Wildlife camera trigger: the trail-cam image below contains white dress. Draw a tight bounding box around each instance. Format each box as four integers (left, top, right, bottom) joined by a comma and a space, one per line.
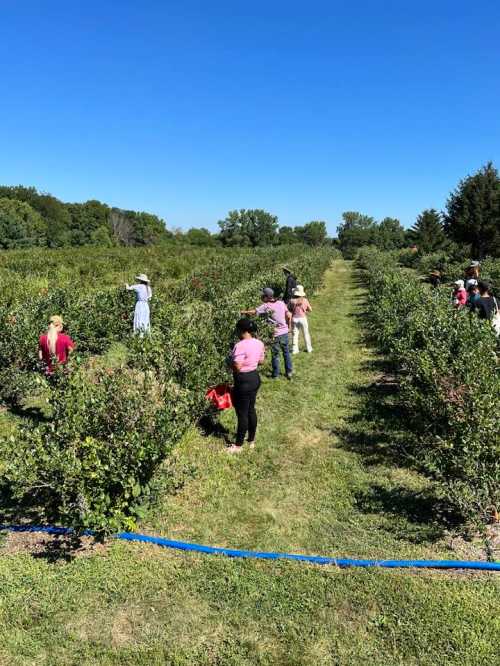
128, 284, 151, 334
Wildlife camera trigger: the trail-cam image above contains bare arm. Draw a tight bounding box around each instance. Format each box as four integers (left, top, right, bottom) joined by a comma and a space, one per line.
241, 308, 257, 316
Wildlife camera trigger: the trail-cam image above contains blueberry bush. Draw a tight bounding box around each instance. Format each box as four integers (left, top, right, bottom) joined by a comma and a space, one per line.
0, 245, 337, 532
356, 247, 499, 524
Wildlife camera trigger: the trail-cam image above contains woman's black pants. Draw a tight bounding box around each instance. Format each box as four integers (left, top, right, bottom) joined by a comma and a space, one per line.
233, 370, 261, 445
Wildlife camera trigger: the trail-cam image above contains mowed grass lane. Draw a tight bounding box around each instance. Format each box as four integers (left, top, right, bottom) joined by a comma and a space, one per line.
0, 260, 498, 666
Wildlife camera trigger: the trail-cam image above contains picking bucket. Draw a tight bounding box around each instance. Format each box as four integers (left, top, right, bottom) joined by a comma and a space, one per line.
205, 384, 233, 410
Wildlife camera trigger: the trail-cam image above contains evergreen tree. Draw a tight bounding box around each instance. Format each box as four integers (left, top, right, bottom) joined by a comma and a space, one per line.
444, 162, 500, 258
409, 209, 447, 253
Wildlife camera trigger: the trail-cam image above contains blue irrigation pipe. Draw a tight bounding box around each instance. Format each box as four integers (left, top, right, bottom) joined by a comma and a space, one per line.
1, 525, 499, 571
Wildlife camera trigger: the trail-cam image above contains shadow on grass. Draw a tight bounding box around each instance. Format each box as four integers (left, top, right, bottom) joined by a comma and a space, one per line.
0, 486, 88, 562
198, 413, 231, 443
331, 366, 415, 469
330, 271, 462, 539
353, 484, 460, 543
30, 534, 88, 563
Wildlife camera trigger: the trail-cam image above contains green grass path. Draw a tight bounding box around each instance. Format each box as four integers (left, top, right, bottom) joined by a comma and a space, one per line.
0, 260, 498, 665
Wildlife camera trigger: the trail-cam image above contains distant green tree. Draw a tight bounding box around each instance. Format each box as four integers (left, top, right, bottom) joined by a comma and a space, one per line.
0, 197, 47, 248
296, 221, 328, 246
277, 226, 299, 244
444, 162, 500, 258
185, 227, 217, 246
374, 217, 406, 250
0, 186, 71, 246
109, 208, 170, 246
218, 209, 278, 247
67, 200, 111, 245
90, 225, 114, 247
408, 209, 447, 253
337, 211, 376, 258
132, 212, 170, 245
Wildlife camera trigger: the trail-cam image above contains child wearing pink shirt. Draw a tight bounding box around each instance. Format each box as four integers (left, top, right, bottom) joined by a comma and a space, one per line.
453, 280, 467, 308
227, 318, 265, 454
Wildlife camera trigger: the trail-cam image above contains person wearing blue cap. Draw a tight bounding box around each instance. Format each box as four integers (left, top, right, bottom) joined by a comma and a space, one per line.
242, 287, 293, 380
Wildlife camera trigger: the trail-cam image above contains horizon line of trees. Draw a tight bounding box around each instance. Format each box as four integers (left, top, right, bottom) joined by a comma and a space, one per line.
338, 162, 500, 259
0, 186, 170, 249
1, 162, 498, 255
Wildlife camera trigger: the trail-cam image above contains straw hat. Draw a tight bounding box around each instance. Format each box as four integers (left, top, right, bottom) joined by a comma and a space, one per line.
135, 274, 150, 283
293, 285, 306, 297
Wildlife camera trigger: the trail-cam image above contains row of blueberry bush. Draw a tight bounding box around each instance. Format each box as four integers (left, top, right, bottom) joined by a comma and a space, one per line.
356, 246, 499, 525
0, 246, 337, 533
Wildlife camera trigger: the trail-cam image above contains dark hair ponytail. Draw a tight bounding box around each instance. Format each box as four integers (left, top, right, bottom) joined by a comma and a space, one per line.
236, 318, 257, 335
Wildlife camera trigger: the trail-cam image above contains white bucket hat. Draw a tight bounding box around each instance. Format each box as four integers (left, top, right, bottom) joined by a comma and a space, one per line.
293, 285, 306, 297
454, 279, 464, 288
135, 273, 150, 283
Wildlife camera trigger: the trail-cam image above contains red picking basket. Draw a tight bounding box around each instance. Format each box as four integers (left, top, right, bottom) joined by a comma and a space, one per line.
205, 383, 233, 410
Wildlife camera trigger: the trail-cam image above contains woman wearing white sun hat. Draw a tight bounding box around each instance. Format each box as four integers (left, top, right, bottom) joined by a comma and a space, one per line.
125, 273, 152, 334
289, 285, 313, 353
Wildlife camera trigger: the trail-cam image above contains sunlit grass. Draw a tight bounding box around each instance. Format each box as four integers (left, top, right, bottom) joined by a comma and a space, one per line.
0, 260, 498, 666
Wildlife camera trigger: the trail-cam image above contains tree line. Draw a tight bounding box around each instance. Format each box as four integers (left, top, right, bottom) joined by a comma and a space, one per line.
0, 185, 331, 250
0, 186, 170, 249
338, 163, 500, 259
1, 162, 498, 253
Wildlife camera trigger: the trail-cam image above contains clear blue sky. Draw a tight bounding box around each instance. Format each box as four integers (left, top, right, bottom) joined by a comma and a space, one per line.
1, 1, 499, 234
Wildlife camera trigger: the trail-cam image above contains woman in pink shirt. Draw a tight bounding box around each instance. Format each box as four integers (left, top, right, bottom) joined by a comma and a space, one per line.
289, 285, 313, 353
227, 318, 265, 454
38, 315, 75, 374
241, 287, 293, 380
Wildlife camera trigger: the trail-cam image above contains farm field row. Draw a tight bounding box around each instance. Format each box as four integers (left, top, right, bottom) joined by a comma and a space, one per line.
0, 260, 497, 666
0, 245, 335, 532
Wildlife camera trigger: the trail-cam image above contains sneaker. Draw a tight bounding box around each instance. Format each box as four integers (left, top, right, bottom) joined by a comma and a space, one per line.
286, 373, 293, 381
248, 441, 255, 449
226, 444, 243, 454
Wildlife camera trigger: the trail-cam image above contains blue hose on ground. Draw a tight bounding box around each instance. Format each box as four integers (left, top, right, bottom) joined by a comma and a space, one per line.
1, 525, 499, 571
